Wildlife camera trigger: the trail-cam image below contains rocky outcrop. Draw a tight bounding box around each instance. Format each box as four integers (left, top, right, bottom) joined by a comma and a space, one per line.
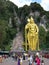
40, 15, 49, 31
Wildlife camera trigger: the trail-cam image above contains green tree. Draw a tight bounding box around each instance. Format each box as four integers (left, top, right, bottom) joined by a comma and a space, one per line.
46, 31, 49, 48
0, 19, 8, 50
39, 26, 46, 49
30, 2, 43, 12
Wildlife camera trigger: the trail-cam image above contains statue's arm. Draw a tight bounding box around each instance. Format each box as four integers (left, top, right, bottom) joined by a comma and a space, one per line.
25, 24, 29, 30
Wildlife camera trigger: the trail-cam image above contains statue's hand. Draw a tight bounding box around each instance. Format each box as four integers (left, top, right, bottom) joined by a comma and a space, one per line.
36, 32, 38, 35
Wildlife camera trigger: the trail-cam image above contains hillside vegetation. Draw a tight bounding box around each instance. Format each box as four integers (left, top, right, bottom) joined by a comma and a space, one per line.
0, 0, 49, 50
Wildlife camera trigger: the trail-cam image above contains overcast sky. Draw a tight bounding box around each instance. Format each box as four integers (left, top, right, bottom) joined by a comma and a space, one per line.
10, 0, 49, 11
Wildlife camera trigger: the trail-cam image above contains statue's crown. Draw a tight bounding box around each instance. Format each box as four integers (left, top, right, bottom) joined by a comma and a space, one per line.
30, 16, 34, 23
30, 16, 34, 21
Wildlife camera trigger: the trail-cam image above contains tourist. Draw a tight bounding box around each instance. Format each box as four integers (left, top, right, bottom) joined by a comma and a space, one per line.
41, 60, 45, 65
28, 55, 33, 65
23, 54, 25, 60
18, 56, 20, 65
34, 60, 37, 65
0, 55, 2, 63
35, 55, 40, 65
20, 56, 23, 65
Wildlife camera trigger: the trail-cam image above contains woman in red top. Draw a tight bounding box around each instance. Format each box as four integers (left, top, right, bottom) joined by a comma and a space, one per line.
35, 56, 40, 65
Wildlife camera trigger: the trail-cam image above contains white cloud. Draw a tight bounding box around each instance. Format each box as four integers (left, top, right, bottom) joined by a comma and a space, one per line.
40, 0, 49, 11
10, 0, 49, 11
10, 0, 32, 7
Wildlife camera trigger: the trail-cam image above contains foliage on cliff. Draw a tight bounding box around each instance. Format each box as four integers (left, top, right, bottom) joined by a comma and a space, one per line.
0, 0, 49, 50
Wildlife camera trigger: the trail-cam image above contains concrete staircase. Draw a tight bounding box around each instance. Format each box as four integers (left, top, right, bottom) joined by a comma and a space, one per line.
11, 32, 23, 51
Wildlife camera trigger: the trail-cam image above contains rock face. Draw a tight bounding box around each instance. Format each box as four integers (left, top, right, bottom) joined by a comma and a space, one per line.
40, 15, 49, 31
10, 7, 24, 51
11, 32, 23, 51
11, 10, 49, 51
29, 11, 49, 31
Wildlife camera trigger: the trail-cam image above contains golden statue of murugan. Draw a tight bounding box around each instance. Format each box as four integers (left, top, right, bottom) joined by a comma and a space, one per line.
25, 17, 39, 51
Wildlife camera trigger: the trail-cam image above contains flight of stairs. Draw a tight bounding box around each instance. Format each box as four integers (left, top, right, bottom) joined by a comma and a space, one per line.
11, 32, 23, 51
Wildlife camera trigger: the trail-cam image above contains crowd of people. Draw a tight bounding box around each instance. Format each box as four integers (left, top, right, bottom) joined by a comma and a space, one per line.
0, 52, 45, 65
17, 52, 45, 65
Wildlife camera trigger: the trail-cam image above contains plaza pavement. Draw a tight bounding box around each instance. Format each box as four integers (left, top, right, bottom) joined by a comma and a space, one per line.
0, 57, 49, 65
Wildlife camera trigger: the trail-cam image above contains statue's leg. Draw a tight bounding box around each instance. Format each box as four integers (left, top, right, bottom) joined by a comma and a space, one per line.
35, 34, 39, 50
33, 37, 36, 50
30, 36, 33, 50
35, 35, 37, 50
29, 36, 35, 50
30, 36, 36, 50
33, 35, 38, 50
